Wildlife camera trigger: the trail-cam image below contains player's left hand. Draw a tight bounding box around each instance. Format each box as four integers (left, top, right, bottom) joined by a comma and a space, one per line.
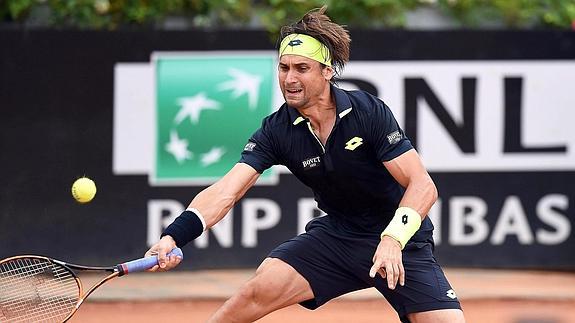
369, 236, 404, 290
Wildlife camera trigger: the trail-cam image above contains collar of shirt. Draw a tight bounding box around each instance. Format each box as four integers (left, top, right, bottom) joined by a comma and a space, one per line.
287, 84, 353, 127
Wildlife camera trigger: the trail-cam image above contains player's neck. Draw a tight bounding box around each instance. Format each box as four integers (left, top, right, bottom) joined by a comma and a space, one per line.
301, 107, 335, 132
297, 92, 336, 145
297, 88, 336, 130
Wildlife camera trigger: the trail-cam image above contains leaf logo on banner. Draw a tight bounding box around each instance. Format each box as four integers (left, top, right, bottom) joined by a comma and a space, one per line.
154, 55, 275, 184
174, 92, 220, 125
217, 68, 262, 110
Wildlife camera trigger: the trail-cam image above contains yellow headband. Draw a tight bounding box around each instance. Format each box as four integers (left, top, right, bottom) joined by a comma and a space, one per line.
279, 34, 332, 67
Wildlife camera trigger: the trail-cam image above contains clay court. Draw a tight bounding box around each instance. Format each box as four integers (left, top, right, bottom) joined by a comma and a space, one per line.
69, 268, 575, 323
71, 299, 575, 323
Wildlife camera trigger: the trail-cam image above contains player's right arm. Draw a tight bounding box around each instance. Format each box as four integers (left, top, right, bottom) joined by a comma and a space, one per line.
187, 162, 260, 228
146, 163, 260, 271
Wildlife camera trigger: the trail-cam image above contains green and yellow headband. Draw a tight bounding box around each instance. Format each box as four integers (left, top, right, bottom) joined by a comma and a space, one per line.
279, 34, 332, 67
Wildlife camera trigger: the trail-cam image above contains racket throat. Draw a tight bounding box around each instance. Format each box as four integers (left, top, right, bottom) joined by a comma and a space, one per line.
116, 264, 128, 276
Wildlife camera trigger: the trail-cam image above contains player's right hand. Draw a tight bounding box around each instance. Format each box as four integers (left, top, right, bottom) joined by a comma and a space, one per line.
145, 235, 182, 272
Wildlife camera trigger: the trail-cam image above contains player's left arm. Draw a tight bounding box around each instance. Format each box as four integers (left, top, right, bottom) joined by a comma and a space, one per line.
370, 148, 437, 289
383, 148, 438, 217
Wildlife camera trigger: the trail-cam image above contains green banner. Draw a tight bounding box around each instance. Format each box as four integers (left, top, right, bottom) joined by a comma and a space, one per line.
154, 54, 276, 184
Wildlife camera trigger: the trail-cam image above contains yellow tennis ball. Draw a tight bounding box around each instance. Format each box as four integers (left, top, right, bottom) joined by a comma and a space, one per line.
71, 177, 97, 203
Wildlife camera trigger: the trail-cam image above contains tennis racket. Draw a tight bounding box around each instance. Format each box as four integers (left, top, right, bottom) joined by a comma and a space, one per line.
0, 248, 183, 322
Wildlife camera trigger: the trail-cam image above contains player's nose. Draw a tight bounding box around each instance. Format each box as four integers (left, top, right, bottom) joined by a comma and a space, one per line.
284, 69, 298, 84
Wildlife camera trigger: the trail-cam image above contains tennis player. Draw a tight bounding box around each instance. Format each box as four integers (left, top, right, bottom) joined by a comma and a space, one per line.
147, 6, 465, 323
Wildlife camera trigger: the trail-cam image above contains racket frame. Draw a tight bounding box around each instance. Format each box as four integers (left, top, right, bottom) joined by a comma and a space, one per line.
0, 248, 182, 322
1, 255, 121, 322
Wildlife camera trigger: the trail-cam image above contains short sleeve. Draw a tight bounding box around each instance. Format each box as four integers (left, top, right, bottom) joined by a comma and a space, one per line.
370, 101, 413, 162
238, 121, 279, 173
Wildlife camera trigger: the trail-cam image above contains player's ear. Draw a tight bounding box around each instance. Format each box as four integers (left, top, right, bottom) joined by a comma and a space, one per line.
322, 65, 334, 81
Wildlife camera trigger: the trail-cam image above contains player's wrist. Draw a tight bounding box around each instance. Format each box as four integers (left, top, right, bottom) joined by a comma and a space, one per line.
380, 235, 402, 248
160, 234, 177, 246
161, 208, 206, 247
381, 206, 422, 250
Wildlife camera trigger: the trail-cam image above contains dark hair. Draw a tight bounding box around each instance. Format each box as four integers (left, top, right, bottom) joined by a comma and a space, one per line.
279, 6, 351, 80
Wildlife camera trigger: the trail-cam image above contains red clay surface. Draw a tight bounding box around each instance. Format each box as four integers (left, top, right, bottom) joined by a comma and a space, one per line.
71, 299, 575, 323
66, 268, 575, 322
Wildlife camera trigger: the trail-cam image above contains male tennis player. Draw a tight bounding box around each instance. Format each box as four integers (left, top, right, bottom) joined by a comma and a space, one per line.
147, 6, 465, 323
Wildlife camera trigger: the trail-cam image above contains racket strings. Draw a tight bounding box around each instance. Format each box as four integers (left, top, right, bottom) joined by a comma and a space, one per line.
0, 258, 80, 323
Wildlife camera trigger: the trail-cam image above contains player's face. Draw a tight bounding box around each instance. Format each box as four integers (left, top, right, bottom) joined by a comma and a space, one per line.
278, 55, 333, 109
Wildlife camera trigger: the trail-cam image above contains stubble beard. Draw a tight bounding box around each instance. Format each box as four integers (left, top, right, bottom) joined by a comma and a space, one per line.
284, 92, 309, 109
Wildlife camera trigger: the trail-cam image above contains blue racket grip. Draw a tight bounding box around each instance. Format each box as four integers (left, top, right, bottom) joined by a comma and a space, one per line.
118, 247, 183, 275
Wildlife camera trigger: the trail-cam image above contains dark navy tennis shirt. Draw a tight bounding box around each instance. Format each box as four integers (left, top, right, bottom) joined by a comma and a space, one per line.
240, 85, 430, 234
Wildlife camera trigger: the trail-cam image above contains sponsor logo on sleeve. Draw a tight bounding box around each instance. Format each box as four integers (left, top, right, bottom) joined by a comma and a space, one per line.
244, 142, 256, 152
387, 131, 402, 145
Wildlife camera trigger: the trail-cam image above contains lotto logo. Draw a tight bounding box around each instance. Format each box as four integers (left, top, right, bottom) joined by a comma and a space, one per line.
345, 137, 363, 151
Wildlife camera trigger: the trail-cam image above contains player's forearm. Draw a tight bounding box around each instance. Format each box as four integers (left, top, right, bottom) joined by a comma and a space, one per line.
189, 163, 259, 228
383, 149, 438, 218
381, 174, 437, 249
161, 184, 240, 248
188, 180, 238, 228
161, 164, 259, 247
398, 173, 438, 219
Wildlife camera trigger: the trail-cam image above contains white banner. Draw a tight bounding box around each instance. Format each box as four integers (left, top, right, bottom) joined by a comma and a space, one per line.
114, 59, 575, 174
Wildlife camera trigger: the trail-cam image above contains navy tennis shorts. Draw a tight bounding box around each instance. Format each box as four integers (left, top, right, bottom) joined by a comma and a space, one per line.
268, 215, 461, 322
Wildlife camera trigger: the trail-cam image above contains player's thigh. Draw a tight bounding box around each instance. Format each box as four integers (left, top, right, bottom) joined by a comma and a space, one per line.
246, 257, 314, 306
373, 241, 461, 320
407, 308, 465, 323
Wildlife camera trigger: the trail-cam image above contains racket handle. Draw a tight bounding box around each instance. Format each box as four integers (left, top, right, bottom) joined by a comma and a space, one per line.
117, 247, 183, 276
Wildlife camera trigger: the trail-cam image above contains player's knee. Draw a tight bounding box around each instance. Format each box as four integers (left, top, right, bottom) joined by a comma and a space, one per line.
238, 257, 311, 310
233, 277, 271, 308
234, 283, 255, 306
